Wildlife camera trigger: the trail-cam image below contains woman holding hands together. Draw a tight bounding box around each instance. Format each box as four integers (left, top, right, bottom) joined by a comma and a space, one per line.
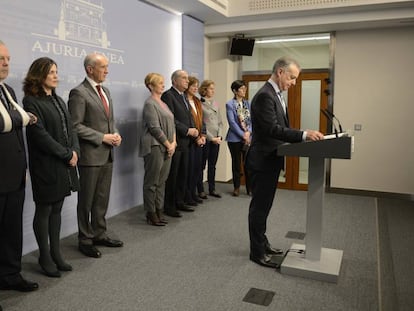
140, 73, 176, 226
23, 57, 79, 277
225, 80, 252, 196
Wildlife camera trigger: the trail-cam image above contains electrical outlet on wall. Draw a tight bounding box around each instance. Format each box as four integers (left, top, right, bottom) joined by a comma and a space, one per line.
354, 124, 362, 131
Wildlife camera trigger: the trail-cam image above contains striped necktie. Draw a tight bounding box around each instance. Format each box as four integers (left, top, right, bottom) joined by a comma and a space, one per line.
278, 91, 287, 114
0, 84, 10, 110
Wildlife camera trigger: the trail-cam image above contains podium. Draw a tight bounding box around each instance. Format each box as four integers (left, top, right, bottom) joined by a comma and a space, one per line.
277, 134, 353, 283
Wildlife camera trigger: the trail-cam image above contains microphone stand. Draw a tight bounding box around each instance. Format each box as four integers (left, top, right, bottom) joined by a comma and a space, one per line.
321, 109, 338, 137
324, 109, 343, 133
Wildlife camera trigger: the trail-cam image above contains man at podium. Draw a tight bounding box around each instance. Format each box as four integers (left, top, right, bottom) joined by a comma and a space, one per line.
246, 56, 324, 268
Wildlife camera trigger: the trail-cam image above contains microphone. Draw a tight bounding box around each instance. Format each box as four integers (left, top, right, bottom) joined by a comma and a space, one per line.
323, 108, 343, 133
320, 109, 338, 137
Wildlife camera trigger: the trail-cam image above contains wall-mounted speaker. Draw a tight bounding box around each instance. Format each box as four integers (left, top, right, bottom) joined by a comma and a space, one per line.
229, 37, 255, 56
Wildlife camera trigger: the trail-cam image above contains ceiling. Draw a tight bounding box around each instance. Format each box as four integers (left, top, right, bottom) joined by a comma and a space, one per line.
141, 0, 414, 38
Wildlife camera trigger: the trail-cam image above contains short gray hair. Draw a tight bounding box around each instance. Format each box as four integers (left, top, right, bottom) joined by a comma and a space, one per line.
171, 69, 184, 83
83, 53, 106, 71
272, 57, 301, 73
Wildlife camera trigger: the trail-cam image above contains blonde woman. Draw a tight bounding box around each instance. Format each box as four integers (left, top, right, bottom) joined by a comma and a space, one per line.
140, 73, 176, 226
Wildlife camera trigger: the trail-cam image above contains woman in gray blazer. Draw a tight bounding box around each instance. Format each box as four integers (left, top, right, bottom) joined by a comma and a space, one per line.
198, 80, 223, 198
140, 73, 176, 226
23, 57, 79, 277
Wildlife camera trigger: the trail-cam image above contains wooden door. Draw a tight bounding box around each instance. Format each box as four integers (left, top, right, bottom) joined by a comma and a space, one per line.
242, 70, 330, 190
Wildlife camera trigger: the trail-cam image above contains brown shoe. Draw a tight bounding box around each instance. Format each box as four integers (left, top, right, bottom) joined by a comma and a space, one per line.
146, 212, 165, 226
232, 188, 240, 197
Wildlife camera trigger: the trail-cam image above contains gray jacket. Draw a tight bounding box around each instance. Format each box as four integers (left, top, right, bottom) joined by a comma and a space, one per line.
201, 98, 223, 141
140, 96, 175, 157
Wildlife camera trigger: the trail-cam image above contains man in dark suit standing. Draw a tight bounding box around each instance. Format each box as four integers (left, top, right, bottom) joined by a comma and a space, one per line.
68, 53, 123, 258
246, 57, 324, 268
161, 70, 199, 217
0, 40, 38, 292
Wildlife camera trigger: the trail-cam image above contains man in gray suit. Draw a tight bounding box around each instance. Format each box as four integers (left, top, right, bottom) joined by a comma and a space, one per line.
68, 53, 123, 258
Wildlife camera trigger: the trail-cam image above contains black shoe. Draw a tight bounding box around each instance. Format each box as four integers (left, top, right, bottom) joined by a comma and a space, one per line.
93, 238, 123, 248
265, 245, 284, 255
177, 205, 195, 212
38, 258, 61, 278
0, 276, 39, 292
56, 262, 73, 271
164, 210, 182, 217
78, 244, 102, 258
193, 197, 203, 204
51, 255, 73, 271
185, 201, 198, 207
249, 254, 278, 268
209, 191, 222, 198
198, 192, 208, 199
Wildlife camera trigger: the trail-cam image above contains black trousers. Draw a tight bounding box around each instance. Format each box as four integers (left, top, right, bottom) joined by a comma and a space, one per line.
199, 141, 220, 193
164, 148, 189, 211
186, 143, 203, 203
247, 154, 283, 257
0, 186, 25, 281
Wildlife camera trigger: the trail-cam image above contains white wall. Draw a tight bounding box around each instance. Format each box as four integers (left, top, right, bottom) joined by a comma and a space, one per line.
331, 27, 414, 194
204, 37, 240, 182
243, 44, 330, 71
205, 27, 414, 195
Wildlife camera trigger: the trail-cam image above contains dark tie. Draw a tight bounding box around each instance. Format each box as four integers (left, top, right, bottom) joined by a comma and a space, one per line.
182, 93, 189, 110
96, 85, 109, 117
0, 84, 10, 110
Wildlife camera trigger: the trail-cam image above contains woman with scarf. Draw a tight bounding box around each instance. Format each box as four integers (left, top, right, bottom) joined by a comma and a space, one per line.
225, 80, 252, 196
184, 76, 206, 206
23, 57, 79, 277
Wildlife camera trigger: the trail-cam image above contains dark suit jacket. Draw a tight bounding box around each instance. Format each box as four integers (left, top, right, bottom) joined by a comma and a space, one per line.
68, 78, 116, 166
23, 94, 80, 204
161, 87, 195, 151
0, 84, 27, 193
247, 81, 303, 171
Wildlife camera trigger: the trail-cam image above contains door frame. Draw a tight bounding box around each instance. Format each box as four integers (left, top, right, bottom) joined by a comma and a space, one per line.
242, 69, 330, 190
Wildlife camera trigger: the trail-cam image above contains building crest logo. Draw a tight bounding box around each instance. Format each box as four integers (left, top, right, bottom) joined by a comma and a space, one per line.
31, 0, 124, 64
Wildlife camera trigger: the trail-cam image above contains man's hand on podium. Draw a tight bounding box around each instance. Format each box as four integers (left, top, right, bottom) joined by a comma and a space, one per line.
305, 130, 324, 141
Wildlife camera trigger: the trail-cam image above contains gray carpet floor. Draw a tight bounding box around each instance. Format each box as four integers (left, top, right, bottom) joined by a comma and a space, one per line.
377, 197, 414, 311
0, 183, 379, 311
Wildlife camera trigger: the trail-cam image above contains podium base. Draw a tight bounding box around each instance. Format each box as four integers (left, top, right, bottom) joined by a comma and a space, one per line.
280, 243, 343, 283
